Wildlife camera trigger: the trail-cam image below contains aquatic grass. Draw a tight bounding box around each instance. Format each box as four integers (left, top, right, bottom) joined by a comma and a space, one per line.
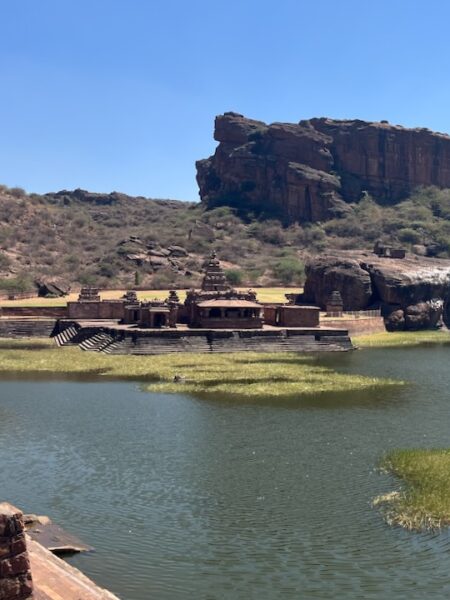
375, 449, 450, 530
354, 330, 450, 348
0, 338, 402, 399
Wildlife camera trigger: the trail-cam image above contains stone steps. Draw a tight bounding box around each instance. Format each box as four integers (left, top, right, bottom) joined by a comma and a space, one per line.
0, 319, 57, 338
79, 332, 116, 352
53, 326, 79, 346
100, 333, 353, 355
106, 336, 212, 355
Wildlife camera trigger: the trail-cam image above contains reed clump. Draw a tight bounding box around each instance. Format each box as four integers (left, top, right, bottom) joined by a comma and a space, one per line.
0, 339, 402, 399
375, 449, 450, 530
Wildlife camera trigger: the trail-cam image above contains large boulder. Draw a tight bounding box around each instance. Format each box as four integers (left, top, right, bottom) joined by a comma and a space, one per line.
34, 278, 70, 297
404, 300, 444, 330
303, 256, 372, 310
384, 300, 444, 331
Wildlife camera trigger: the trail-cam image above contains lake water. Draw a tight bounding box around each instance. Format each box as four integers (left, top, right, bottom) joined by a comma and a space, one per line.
1, 346, 450, 599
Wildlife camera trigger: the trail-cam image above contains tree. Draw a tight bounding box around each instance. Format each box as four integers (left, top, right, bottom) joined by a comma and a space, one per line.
225, 269, 243, 286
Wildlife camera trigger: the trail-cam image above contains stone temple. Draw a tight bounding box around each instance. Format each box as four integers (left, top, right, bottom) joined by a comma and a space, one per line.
0, 251, 353, 354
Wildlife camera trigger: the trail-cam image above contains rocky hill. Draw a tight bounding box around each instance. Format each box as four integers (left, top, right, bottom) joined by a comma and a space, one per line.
196, 112, 450, 223
0, 186, 308, 292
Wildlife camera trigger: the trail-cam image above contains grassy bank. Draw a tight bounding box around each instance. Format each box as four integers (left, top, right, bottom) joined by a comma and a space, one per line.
354, 330, 450, 348
0, 338, 401, 399
375, 449, 450, 530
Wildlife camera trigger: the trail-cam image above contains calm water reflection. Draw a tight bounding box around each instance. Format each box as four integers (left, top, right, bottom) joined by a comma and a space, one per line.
1, 346, 450, 599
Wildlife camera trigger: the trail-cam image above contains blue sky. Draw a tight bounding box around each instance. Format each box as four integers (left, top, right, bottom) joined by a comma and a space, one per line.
1, 0, 449, 201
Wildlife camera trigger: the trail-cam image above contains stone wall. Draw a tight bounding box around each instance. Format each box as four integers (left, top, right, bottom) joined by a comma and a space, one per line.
279, 306, 320, 327
67, 300, 125, 320
264, 305, 320, 327
1, 306, 67, 318
322, 316, 386, 336
0, 503, 33, 599
0, 318, 58, 338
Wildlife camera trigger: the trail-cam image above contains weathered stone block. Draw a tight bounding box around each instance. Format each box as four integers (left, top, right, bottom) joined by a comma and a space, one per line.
0, 552, 30, 577
9, 534, 27, 557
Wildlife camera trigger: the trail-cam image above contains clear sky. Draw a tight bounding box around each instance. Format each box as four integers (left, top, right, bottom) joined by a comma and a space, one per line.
1, 0, 449, 201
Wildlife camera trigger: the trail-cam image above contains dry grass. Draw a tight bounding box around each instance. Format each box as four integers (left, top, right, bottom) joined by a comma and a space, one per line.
0, 338, 401, 399
375, 449, 450, 530
0, 287, 296, 307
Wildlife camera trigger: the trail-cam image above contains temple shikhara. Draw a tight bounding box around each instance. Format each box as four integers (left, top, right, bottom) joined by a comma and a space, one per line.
0, 251, 354, 353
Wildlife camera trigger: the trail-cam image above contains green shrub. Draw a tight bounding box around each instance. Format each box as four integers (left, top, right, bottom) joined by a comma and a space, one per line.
398, 228, 422, 244
273, 258, 305, 285
0, 276, 33, 292
225, 268, 243, 285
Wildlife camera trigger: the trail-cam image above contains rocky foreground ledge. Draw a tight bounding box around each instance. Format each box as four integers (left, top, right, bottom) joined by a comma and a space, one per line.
302, 252, 450, 331
0, 502, 119, 600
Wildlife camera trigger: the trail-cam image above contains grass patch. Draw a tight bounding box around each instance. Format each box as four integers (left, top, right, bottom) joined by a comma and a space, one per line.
354, 330, 450, 348
375, 449, 450, 531
0, 338, 401, 399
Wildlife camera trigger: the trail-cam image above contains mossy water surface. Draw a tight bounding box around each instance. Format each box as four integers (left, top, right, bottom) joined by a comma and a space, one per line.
0, 338, 401, 399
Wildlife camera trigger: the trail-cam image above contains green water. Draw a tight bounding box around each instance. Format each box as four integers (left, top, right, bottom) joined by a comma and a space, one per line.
1, 346, 450, 599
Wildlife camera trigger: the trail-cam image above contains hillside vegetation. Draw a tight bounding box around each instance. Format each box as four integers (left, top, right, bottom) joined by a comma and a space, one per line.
0, 185, 449, 292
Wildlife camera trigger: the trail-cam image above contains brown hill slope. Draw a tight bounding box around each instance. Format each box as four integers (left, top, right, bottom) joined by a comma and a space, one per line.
1, 183, 450, 292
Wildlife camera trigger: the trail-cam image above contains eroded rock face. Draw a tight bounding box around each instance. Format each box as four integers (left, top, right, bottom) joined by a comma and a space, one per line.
303, 256, 372, 310
197, 113, 450, 222
303, 251, 450, 330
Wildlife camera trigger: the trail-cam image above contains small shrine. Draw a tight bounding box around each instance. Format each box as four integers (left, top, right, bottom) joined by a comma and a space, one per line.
326, 290, 344, 317
77, 287, 101, 302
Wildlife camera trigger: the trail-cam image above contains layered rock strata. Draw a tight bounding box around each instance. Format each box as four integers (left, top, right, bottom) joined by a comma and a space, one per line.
302, 252, 450, 330
196, 112, 450, 222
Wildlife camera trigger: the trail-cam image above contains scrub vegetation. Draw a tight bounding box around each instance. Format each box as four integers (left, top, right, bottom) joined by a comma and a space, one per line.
375, 449, 450, 530
0, 339, 402, 399
1, 184, 450, 290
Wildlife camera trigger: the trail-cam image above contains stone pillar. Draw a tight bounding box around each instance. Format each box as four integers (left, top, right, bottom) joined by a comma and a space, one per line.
0, 503, 33, 599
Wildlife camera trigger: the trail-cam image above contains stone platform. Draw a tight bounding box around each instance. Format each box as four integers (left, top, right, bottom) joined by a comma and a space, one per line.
29, 537, 118, 600
54, 320, 353, 354
0, 502, 119, 600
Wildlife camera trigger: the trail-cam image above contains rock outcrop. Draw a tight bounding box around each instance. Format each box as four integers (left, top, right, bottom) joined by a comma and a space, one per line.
303, 251, 450, 330
303, 256, 372, 311
197, 112, 450, 223
34, 278, 70, 297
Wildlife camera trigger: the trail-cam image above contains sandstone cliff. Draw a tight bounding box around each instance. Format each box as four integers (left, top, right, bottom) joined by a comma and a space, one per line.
196, 113, 450, 223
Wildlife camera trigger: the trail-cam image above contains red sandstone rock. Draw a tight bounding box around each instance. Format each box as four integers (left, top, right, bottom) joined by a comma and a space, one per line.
0, 573, 33, 600
0, 552, 30, 577
304, 251, 450, 330
197, 113, 450, 222
0, 503, 33, 600
303, 256, 373, 310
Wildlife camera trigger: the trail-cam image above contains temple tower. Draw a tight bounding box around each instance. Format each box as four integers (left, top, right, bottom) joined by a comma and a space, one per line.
201, 252, 229, 292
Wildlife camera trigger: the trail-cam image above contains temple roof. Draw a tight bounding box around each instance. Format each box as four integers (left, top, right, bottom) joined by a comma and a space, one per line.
201, 251, 230, 292
197, 299, 262, 308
